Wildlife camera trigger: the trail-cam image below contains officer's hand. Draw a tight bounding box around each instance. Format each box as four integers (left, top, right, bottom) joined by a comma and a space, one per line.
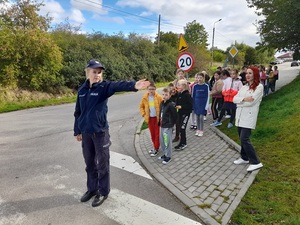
75, 134, 82, 142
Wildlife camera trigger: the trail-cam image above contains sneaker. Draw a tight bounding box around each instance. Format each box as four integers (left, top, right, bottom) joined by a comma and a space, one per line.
195, 130, 200, 136
148, 149, 155, 154
190, 125, 195, 129
193, 125, 197, 130
162, 157, 171, 164
197, 130, 203, 137
225, 115, 231, 119
174, 144, 182, 150
212, 121, 222, 127
210, 120, 216, 126
234, 158, 249, 165
158, 155, 166, 160
180, 144, 187, 150
150, 150, 159, 157
247, 163, 263, 172
204, 116, 207, 121
227, 123, 233, 128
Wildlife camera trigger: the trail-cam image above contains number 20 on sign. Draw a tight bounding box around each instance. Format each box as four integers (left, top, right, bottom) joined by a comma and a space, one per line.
176, 52, 195, 72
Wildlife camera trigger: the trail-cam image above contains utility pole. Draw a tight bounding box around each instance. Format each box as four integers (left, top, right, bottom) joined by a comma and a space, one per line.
211, 18, 222, 66
157, 14, 161, 46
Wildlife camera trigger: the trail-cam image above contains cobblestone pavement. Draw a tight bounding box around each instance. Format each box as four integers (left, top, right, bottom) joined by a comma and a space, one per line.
135, 116, 259, 225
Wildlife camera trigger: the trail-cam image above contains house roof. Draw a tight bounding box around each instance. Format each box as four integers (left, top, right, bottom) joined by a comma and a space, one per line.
277, 52, 293, 58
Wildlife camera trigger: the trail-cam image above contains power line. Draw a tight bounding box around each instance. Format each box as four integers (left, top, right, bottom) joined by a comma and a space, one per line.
73, 0, 184, 29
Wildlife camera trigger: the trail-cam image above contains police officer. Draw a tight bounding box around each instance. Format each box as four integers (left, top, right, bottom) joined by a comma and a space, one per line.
74, 59, 149, 207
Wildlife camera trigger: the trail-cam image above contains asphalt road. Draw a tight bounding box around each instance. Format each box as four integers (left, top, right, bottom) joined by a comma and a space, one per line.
0, 88, 201, 225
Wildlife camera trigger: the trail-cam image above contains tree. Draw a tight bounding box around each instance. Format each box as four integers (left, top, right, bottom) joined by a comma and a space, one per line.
247, 0, 300, 51
184, 20, 208, 47
157, 31, 178, 48
213, 49, 226, 63
0, 0, 63, 91
244, 47, 259, 65
0, 0, 51, 31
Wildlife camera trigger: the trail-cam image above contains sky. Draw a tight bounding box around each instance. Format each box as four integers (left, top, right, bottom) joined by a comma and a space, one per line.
13, 0, 263, 51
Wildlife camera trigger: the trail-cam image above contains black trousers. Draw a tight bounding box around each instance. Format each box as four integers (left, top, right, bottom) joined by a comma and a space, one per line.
82, 130, 111, 196
178, 113, 190, 145
238, 127, 260, 164
211, 97, 222, 120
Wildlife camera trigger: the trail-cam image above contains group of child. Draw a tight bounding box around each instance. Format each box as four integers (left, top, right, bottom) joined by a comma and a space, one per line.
139, 67, 244, 165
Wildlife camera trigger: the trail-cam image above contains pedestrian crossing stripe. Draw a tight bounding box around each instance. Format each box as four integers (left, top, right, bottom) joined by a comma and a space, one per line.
110, 151, 152, 180
102, 189, 202, 225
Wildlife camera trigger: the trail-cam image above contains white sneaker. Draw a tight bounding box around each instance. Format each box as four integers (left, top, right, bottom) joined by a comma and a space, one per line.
234, 158, 249, 165
195, 130, 199, 136
247, 163, 263, 172
204, 116, 207, 121
225, 115, 231, 119
197, 131, 203, 137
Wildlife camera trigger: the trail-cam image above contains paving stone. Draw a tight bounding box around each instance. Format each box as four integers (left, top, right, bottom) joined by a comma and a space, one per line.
138, 119, 260, 225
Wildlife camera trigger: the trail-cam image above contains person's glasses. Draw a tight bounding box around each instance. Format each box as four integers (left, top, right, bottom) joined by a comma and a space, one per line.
148, 88, 155, 91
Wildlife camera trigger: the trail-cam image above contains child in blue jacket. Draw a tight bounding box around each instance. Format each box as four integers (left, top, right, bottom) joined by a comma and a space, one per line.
192, 73, 209, 137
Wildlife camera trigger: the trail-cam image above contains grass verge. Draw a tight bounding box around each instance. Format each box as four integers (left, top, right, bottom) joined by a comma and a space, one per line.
0, 81, 173, 114
218, 76, 300, 225
0, 95, 76, 113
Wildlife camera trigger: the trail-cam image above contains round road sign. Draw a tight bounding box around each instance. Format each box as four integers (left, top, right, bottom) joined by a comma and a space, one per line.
176, 52, 195, 72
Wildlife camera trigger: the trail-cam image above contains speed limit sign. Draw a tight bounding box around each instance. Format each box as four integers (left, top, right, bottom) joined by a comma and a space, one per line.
176, 52, 195, 72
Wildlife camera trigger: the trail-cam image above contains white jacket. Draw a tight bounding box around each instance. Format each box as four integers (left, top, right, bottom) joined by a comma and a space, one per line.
233, 84, 263, 129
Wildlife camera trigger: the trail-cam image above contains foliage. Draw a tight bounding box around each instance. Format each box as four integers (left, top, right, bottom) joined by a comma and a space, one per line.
188, 44, 211, 75
293, 48, 300, 60
213, 49, 226, 63
255, 46, 277, 65
0, 0, 51, 31
0, 0, 63, 91
157, 31, 178, 48
219, 75, 300, 225
50, 29, 93, 89
247, 0, 300, 51
51, 30, 178, 88
184, 20, 208, 47
244, 46, 259, 65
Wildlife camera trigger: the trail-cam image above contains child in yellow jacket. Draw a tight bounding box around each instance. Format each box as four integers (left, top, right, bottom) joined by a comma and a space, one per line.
139, 82, 163, 156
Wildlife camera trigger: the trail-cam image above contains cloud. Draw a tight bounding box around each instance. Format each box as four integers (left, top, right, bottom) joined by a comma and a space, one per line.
70, 8, 86, 23
139, 11, 153, 17
70, 0, 106, 14
115, 0, 262, 50
92, 14, 125, 25
40, 0, 66, 23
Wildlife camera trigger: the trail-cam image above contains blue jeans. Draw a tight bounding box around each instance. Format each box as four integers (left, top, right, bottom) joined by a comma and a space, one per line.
82, 130, 111, 196
238, 127, 260, 164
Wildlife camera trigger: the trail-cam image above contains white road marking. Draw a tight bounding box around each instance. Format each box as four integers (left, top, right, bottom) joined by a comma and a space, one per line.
102, 189, 202, 225
110, 151, 152, 180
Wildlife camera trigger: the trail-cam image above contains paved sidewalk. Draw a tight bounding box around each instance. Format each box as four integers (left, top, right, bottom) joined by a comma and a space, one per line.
135, 117, 259, 225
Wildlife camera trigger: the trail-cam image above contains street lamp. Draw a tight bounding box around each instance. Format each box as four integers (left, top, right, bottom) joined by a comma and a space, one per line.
211, 18, 222, 66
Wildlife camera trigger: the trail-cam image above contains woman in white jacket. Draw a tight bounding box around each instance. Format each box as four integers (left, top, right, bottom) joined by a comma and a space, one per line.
233, 66, 264, 172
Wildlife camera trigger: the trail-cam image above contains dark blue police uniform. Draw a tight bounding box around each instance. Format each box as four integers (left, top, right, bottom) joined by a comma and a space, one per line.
74, 79, 137, 198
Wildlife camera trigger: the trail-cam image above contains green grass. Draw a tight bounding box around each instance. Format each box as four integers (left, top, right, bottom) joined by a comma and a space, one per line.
0, 82, 171, 113
0, 95, 76, 113
218, 76, 300, 225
